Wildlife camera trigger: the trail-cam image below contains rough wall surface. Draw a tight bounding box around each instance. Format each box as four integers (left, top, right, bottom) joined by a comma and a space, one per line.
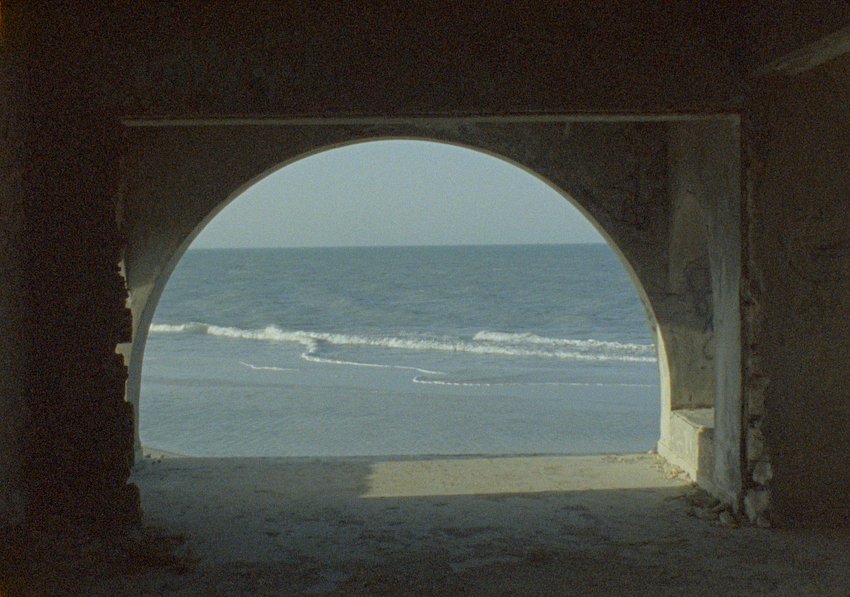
0, 3, 29, 527
0, 3, 140, 529
738, 1, 850, 73
110, 1, 739, 117
743, 55, 850, 525
667, 120, 741, 503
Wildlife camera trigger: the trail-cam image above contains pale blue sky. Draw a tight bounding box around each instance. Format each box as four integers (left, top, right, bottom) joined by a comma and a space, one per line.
191, 140, 604, 249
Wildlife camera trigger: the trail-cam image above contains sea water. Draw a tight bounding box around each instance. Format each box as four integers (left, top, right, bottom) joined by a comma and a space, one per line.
140, 244, 660, 457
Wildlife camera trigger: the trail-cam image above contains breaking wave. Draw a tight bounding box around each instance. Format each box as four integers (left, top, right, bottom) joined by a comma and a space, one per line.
149, 322, 657, 364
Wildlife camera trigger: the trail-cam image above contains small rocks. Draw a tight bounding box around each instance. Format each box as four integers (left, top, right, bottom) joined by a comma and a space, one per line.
692, 507, 720, 521
682, 487, 773, 529
663, 464, 688, 480
681, 488, 751, 528
752, 460, 773, 485
744, 488, 771, 522
747, 421, 766, 461
683, 487, 719, 509
718, 511, 737, 527
685, 504, 740, 527
754, 515, 771, 528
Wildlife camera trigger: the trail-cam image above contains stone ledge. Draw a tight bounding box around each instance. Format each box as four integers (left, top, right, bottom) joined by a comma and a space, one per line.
658, 408, 715, 491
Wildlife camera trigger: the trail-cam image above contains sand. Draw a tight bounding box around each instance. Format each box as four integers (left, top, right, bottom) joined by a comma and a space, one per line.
81, 450, 850, 596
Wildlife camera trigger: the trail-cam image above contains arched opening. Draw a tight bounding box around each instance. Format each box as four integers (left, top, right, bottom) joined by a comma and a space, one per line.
135, 139, 663, 460
117, 122, 739, 592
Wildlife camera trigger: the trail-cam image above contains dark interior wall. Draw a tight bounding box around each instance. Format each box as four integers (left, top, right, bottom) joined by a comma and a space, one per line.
0, 2, 140, 527
735, 1, 850, 72
743, 55, 850, 525
0, 2, 30, 527
107, 0, 740, 117
667, 120, 741, 502
119, 121, 676, 321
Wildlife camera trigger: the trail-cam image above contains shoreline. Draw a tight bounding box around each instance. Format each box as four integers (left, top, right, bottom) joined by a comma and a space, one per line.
140, 446, 192, 460
139, 445, 660, 462
135, 451, 679, 500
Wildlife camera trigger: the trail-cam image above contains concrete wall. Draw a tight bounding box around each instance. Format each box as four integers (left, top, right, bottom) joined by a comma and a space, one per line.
737, 1, 850, 73
743, 54, 850, 526
111, 1, 739, 118
0, 3, 30, 528
0, 2, 140, 528
663, 120, 741, 503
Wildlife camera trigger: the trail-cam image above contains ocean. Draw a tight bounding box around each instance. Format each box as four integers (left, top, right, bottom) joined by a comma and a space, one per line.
140, 244, 660, 457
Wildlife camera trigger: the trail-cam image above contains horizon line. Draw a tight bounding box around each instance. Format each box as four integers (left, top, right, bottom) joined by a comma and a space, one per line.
188, 241, 607, 251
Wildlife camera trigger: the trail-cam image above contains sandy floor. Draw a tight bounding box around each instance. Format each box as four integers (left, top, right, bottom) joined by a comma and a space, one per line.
87, 451, 850, 596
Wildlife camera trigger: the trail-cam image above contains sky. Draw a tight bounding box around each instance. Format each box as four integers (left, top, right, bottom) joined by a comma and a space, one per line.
191, 140, 605, 249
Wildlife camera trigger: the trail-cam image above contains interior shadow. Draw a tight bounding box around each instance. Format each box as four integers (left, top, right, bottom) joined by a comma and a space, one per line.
99, 453, 850, 596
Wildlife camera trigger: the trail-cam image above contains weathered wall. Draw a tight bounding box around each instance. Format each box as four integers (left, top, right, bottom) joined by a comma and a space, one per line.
0, 2, 140, 528
0, 3, 30, 527
658, 130, 714, 453
743, 54, 850, 526
666, 120, 741, 503
737, 1, 850, 73
111, 1, 739, 118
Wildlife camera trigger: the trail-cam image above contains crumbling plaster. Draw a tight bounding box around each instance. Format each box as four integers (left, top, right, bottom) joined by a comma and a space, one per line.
0, 4, 29, 527
665, 120, 741, 503
743, 54, 850, 525
0, 2, 140, 529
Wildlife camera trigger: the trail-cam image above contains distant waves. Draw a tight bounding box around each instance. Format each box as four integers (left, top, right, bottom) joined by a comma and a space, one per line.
149, 322, 657, 364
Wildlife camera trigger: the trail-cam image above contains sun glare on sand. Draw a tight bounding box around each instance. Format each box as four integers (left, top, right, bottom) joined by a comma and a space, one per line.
362, 454, 681, 498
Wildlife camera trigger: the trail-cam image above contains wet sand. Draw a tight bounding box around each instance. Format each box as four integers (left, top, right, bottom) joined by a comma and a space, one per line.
88, 450, 850, 596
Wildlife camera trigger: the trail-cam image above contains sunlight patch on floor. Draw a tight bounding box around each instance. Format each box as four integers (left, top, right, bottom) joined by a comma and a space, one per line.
362, 454, 688, 498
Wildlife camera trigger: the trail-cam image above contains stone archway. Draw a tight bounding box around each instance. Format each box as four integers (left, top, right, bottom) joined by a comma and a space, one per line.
119, 116, 741, 500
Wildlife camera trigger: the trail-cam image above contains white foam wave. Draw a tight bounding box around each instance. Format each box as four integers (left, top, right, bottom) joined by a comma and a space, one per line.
301, 353, 442, 374
149, 322, 657, 363
412, 377, 656, 388
239, 362, 297, 372
472, 331, 654, 358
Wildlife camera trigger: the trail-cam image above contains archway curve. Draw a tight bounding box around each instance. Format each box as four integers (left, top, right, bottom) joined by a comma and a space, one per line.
121, 126, 682, 463
124, 122, 725, 466
183, 136, 647, 261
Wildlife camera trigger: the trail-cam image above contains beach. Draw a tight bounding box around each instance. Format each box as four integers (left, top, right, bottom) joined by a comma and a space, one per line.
141, 245, 660, 460
81, 449, 850, 596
